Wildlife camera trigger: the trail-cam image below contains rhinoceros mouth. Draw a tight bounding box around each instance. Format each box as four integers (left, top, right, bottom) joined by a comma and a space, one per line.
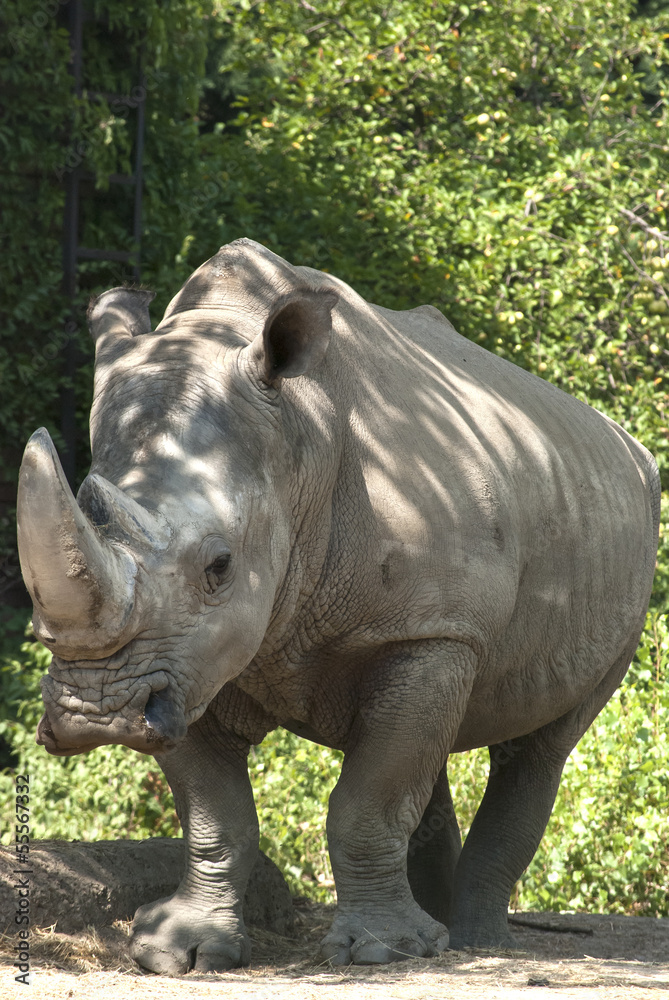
36, 712, 109, 757
37, 658, 189, 755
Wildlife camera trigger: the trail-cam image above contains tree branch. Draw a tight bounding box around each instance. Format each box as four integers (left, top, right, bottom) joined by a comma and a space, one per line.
619, 207, 668, 243
299, 0, 359, 42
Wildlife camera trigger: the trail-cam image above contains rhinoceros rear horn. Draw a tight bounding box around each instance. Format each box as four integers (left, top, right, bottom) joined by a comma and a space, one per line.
17, 428, 139, 660
77, 474, 170, 550
247, 287, 339, 384
87, 287, 155, 345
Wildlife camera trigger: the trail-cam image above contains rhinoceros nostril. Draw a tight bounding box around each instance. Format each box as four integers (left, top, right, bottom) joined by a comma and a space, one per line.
143, 688, 188, 747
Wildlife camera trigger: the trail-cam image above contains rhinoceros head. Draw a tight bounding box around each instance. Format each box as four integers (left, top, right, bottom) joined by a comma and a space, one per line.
17, 240, 337, 756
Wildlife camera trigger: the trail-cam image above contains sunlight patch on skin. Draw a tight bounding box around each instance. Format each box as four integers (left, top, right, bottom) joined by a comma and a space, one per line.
364, 464, 422, 527
154, 434, 216, 481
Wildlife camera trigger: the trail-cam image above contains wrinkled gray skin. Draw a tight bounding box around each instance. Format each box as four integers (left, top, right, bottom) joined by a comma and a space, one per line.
17, 239, 660, 974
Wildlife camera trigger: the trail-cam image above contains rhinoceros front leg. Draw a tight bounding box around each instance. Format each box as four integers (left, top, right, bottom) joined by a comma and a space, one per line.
129, 713, 260, 975
322, 639, 477, 965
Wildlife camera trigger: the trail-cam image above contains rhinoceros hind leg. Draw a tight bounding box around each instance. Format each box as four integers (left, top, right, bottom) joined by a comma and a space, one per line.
448, 648, 635, 951
407, 764, 461, 926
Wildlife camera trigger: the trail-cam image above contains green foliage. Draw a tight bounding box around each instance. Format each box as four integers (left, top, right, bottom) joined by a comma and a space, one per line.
248, 732, 342, 900
0, 0, 212, 502
0, 0, 76, 473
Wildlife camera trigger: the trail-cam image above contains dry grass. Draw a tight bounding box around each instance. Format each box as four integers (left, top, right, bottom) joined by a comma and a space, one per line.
0, 920, 136, 975
1, 910, 668, 1000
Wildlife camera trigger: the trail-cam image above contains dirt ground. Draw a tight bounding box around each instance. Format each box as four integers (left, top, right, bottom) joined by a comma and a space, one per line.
2, 904, 668, 1000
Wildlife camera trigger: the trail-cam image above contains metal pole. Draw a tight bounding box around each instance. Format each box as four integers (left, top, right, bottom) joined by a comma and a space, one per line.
60, 0, 84, 486
132, 61, 146, 284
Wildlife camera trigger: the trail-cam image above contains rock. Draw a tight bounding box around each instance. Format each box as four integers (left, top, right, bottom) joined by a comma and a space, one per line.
0, 839, 293, 935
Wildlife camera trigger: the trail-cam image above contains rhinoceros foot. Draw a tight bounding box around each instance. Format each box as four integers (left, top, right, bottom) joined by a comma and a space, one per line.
320, 902, 449, 965
129, 890, 250, 974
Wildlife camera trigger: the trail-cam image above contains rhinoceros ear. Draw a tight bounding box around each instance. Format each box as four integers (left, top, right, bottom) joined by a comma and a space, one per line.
246, 288, 339, 385
87, 288, 156, 345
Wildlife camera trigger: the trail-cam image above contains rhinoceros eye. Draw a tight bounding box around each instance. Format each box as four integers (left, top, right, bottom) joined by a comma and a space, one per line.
204, 552, 231, 593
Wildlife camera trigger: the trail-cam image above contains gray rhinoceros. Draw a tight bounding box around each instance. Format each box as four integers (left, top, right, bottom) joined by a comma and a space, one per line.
17, 239, 659, 973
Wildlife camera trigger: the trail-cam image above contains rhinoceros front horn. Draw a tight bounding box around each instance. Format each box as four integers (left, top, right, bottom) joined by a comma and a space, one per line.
17, 428, 141, 660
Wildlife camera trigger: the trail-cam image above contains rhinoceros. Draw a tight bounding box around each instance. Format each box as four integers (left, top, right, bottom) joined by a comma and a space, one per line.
17, 238, 659, 973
